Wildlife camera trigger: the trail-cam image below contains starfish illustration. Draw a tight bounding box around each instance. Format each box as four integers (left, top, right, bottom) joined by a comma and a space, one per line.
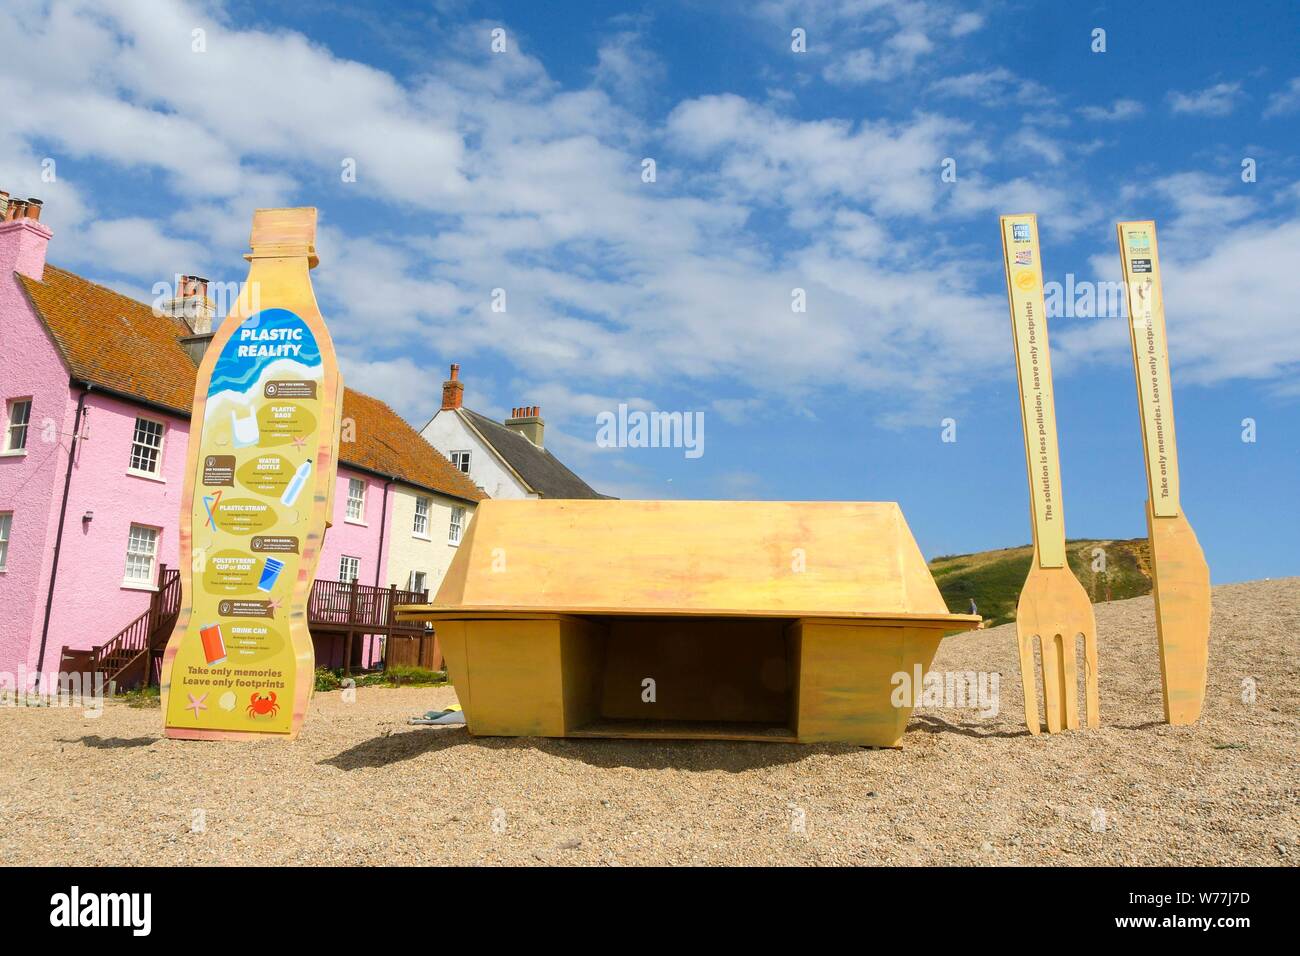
266, 596, 284, 618
291, 434, 308, 450
186, 692, 208, 718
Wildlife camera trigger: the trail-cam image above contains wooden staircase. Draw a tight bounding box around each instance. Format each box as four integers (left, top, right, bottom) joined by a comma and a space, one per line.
78, 565, 182, 690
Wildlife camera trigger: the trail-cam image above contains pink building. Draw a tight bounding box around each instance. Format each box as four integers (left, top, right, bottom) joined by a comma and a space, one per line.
0, 194, 485, 685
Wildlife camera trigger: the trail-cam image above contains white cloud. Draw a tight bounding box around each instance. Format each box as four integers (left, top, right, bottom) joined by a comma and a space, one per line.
666, 94, 974, 218
1058, 177, 1300, 390
752, 0, 979, 86
1264, 77, 1300, 117
592, 30, 665, 106
71, 218, 211, 281
950, 12, 984, 37
823, 30, 934, 85
1013, 128, 1065, 165
2, 0, 1292, 443
1079, 98, 1144, 122
927, 68, 1055, 106
1168, 81, 1243, 117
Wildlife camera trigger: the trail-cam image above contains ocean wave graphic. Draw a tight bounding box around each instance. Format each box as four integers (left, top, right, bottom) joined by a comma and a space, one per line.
209, 308, 322, 397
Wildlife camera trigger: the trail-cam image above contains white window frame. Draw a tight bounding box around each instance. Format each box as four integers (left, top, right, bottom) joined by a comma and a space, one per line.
4, 398, 32, 453
412, 496, 431, 538
123, 523, 159, 588
448, 506, 466, 545
339, 554, 361, 584
450, 450, 471, 473
345, 478, 366, 523
0, 512, 12, 571
408, 570, 428, 594
128, 415, 166, 477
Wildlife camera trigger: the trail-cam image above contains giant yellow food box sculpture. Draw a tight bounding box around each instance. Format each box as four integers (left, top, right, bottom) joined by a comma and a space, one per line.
397, 500, 980, 747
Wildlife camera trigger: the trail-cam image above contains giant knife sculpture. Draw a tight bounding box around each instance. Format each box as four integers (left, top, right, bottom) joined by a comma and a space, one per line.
1116, 220, 1211, 725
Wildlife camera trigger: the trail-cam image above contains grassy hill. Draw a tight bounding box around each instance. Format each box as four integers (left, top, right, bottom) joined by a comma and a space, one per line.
929, 538, 1152, 626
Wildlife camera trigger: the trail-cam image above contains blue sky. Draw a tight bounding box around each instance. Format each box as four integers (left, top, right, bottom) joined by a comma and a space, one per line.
2, 0, 1297, 582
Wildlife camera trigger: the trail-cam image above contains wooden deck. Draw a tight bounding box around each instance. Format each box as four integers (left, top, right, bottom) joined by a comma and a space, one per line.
308, 578, 434, 675
80, 574, 436, 688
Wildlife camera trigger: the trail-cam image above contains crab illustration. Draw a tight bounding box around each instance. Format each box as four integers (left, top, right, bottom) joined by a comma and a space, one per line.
246, 691, 278, 718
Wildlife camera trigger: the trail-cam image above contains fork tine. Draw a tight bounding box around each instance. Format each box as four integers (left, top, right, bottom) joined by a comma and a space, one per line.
1018, 632, 1040, 735
1040, 635, 1064, 734
1059, 633, 1080, 730
1082, 632, 1100, 728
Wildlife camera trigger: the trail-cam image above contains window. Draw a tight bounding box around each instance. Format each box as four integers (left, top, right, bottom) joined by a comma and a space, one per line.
0, 513, 11, 570
124, 524, 159, 584
412, 496, 430, 536
450, 450, 471, 473
346, 478, 366, 521
129, 417, 165, 475
5, 399, 31, 452
448, 506, 466, 545
339, 554, 361, 583
408, 570, 428, 594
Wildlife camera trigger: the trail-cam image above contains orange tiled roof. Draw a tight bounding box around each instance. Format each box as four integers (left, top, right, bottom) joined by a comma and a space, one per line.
17, 264, 485, 503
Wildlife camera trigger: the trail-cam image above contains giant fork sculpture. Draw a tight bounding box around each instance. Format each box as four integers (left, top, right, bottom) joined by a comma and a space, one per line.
999, 213, 1099, 734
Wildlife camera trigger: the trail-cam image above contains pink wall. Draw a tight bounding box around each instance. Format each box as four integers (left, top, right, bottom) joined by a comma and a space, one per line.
315, 469, 392, 667
0, 217, 74, 675
40, 393, 189, 669
1, 214, 396, 675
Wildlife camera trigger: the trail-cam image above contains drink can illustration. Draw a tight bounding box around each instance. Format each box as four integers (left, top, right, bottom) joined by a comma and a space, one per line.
280, 458, 313, 507
258, 557, 285, 592
199, 623, 227, 666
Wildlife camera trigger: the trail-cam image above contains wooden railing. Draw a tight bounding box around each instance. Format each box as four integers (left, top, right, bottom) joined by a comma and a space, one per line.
307, 579, 428, 632
80, 574, 428, 688
80, 565, 181, 688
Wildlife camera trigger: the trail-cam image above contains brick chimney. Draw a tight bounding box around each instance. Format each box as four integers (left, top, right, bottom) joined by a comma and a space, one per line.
441, 363, 464, 411
505, 404, 544, 448
159, 274, 216, 334
0, 190, 52, 282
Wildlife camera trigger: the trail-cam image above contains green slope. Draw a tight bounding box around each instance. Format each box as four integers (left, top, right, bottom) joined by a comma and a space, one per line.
928, 538, 1152, 626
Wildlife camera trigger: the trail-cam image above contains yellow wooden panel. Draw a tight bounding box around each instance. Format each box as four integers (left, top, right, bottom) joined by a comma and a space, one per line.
161, 207, 341, 741
999, 213, 1067, 568
794, 623, 940, 747
558, 617, 607, 734
437, 620, 471, 720
1117, 221, 1210, 726
427, 500, 968, 622
1116, 220, 1181, 517
463, 619, 565, 737
1147, 504, 1211, 725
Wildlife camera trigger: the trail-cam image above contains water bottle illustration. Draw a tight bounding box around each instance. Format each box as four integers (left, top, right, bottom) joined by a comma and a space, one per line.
280, 458, 312, 507
231, 408, 260, 448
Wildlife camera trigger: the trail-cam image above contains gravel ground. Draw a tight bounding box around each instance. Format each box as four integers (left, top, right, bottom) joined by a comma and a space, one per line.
2, 578, 1296, 866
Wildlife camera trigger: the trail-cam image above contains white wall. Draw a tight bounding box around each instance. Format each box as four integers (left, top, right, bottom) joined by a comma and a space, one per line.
422, 409, 534, 500
386, 484, 475, 599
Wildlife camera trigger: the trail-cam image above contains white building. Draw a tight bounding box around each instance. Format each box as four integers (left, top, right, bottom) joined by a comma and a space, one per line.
421, 364, 605, 500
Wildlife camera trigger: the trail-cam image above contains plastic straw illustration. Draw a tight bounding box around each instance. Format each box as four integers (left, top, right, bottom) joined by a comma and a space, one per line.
280, 459, 313, 507
202, 491, 221, 529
